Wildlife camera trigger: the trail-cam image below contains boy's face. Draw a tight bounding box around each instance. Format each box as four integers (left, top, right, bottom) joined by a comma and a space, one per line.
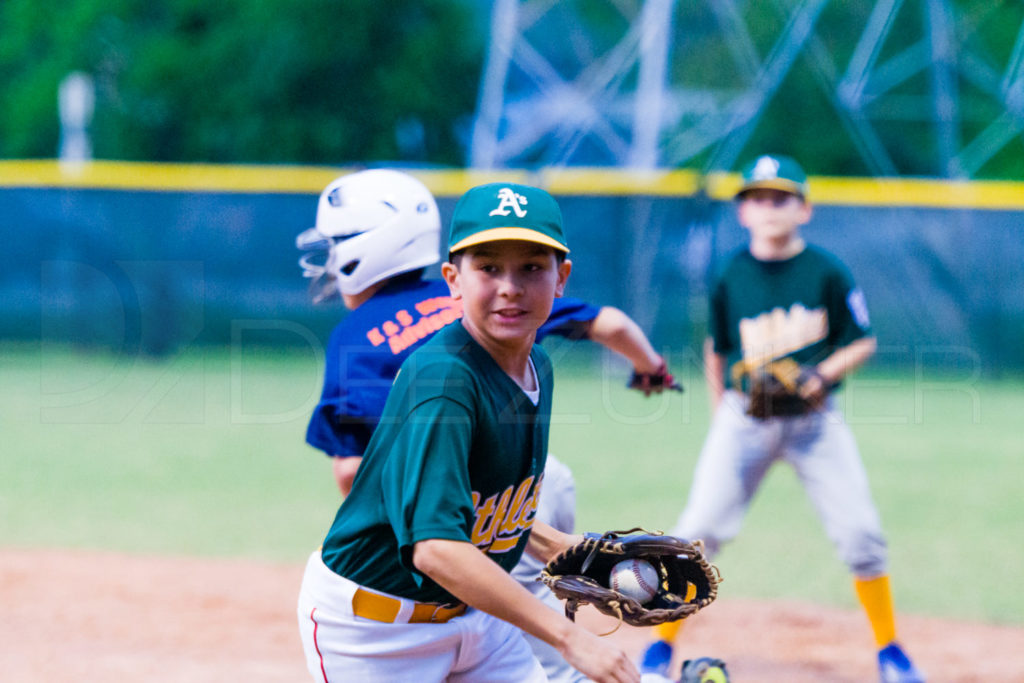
737, 188, 812, 241
442, 240, 571, 349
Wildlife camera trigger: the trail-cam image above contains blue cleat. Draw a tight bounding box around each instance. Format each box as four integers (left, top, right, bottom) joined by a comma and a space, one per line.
639, 639, 673, 677
878, 642, 925, 683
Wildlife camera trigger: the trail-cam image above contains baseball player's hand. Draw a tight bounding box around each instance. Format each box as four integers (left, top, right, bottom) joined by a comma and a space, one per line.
627, 358, 683, 396
797, 367, 828, 406
560, 624, 640, 683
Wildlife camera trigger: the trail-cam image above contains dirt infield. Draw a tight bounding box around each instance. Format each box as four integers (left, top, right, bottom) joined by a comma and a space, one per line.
1, 549, 1019, 682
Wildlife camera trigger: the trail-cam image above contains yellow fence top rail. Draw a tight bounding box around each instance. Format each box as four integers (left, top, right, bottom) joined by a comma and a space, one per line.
2, 160, 1023, 210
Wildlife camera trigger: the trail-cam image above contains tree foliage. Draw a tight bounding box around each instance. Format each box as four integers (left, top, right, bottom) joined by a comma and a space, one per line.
0, 0, 481, 164
3, 1, 1024, 177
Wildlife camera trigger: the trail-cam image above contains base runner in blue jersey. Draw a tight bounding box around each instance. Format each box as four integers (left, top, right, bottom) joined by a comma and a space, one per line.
297, 169, 677, 499
297, 170, 680, 682
297, 182, 644, 682
639, 156, 925, 683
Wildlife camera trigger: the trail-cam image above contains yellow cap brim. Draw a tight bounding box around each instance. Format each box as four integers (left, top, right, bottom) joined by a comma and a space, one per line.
736, 179, 807, 197
448, 227, 569, 254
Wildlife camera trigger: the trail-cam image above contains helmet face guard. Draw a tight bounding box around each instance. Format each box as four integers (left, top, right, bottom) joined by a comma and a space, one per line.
296, 170, 441, 301
296, 234, 335, 304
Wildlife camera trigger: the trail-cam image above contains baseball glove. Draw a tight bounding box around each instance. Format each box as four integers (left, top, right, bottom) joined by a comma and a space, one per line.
627, 360, 684, 396
734, 358, 828, 419
540, 529, 720, 628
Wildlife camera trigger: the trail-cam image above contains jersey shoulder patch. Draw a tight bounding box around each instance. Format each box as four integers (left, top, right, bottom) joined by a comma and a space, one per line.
846, 287, 871, 330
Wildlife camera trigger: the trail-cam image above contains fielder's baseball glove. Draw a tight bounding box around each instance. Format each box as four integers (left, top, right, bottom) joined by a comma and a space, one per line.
734, 358, 828, 419
627, 360, 684, 396
540, 529, 720, 628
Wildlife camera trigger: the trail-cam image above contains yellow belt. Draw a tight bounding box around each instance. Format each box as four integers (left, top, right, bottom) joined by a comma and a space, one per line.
352, 587, 466, 624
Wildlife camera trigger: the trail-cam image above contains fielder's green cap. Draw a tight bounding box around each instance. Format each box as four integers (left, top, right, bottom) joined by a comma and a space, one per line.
448, 182, 569, 255
736, 155, 808, 198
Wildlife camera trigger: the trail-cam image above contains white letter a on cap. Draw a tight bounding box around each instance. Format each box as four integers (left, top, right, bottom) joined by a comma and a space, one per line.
489, 188, 528, 218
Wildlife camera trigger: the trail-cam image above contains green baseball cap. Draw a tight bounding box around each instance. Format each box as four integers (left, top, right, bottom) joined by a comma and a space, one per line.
448, 182, 569, 255
736, 155, 808, 198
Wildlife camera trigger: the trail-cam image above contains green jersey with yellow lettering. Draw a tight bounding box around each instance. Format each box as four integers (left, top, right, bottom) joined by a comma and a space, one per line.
710, 244, 871, 389
321, 321, 551, 604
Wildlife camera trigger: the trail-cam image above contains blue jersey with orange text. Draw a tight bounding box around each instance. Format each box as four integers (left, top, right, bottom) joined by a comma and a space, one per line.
305, 272, 599, 458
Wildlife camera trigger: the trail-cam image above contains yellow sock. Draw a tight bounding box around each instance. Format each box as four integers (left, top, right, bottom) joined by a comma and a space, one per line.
650, 582, 698, 643
653, 619, 684, 643
854, 574, 897, 647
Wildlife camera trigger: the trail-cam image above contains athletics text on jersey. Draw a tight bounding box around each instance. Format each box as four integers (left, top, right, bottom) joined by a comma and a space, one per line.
710, 245, 870, 388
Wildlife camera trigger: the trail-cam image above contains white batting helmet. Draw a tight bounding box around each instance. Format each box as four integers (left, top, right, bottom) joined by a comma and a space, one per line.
296, 169, 441, 301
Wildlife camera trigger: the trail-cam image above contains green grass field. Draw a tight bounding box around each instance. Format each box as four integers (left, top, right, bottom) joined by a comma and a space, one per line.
2, 343, 1021, 626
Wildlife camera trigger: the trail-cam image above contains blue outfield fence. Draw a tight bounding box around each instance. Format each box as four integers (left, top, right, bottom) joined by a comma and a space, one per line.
1, 161, 1021, 374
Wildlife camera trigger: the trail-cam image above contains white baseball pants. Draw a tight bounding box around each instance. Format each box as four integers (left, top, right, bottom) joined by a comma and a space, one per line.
672, 391, 888, 577
297, 550, 547, 682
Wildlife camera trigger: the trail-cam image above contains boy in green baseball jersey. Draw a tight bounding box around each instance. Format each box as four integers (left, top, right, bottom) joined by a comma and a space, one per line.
640, 155, 924, 683
297, 182, 640, 683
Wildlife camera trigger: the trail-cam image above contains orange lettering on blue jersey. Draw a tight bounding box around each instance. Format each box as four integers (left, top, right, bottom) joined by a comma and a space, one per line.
415, 296, 456, 316
380, 301, 465, 357
387, 335, 409, 355
406, 317, 431, 343
395, 327, 417, 351
426, 312, 446, 333
366, 327, 386, 347
414, 298, 437, 316
440, 305, 462, 325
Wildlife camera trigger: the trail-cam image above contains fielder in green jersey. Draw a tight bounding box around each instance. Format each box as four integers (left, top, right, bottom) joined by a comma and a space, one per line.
708, 244, 868, 378
321, 320, 552, 605
640, 155, 925, 683
298, 182, 640, 683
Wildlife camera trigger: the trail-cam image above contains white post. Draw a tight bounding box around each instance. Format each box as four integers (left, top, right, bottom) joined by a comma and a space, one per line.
58, 71, 95, 166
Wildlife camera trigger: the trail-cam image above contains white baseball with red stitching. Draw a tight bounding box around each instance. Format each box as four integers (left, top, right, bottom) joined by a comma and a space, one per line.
609, 558, 658, 603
